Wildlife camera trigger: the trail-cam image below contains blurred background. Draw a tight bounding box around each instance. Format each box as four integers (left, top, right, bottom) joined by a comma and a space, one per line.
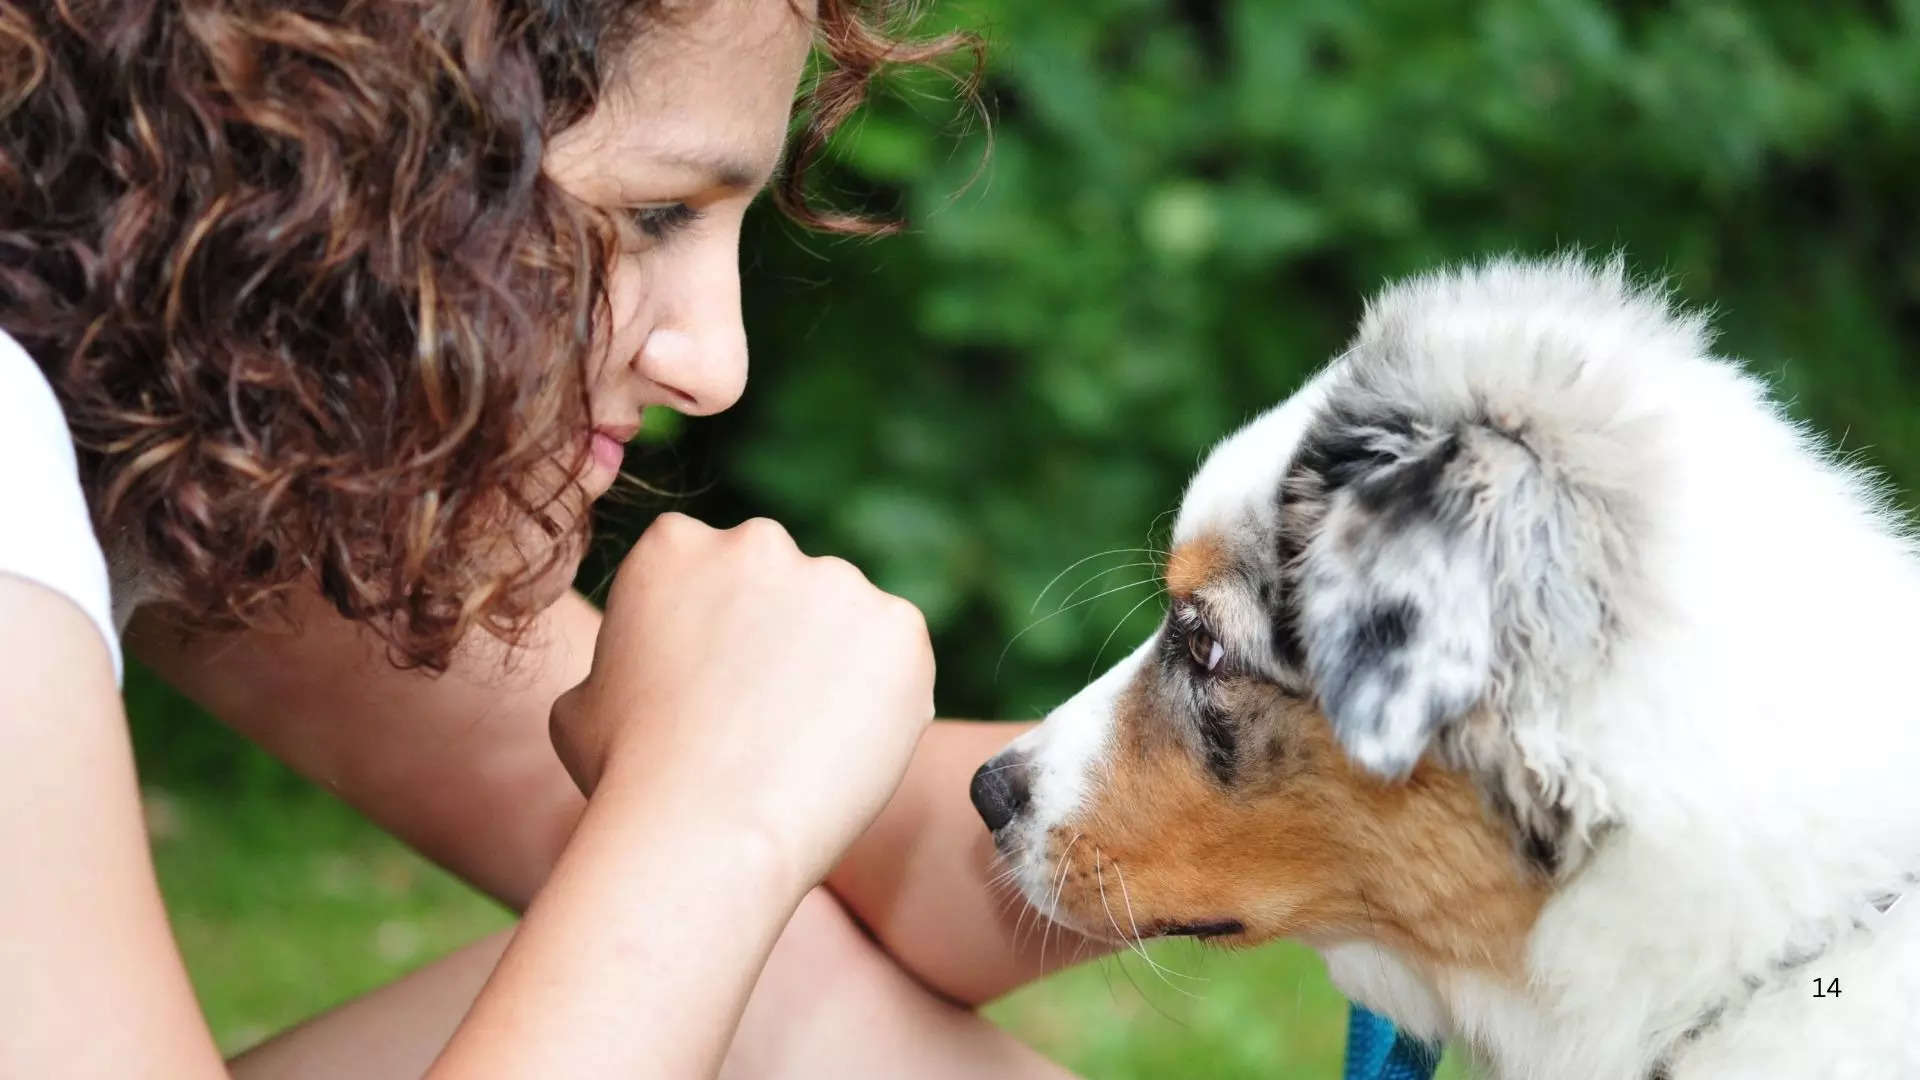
127, 0, 1920, 1075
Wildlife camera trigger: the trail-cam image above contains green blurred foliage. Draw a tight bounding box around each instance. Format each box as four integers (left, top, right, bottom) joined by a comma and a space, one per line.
132, 0, 1920, 1073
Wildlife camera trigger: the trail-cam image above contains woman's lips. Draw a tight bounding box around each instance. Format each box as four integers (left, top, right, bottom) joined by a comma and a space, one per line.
589, 423, 639, 472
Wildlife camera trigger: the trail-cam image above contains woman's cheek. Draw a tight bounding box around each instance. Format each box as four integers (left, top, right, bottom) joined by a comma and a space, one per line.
591, 254, 656, 379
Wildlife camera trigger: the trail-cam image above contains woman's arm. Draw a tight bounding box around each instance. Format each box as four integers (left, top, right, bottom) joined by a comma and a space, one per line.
425, 753, 809, 1077
0, 576, 226, 1079
428, 513, 947, 1076
131, 588, 1107, 1007
128, 588, 595, 912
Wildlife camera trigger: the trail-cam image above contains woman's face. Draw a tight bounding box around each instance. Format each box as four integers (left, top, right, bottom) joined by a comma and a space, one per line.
544, 0, 816, 501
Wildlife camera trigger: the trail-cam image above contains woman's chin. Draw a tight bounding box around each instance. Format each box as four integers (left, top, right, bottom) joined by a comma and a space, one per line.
501, 450, 625, 617
494, 481, 595, 617
528, 531, 592, 611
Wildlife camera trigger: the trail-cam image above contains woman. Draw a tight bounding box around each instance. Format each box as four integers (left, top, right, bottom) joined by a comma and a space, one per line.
0, 0, 1100, 1074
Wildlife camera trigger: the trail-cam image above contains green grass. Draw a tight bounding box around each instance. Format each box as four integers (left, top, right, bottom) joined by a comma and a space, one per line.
147, 787, 514, 1053
987, 940, 1472, 1079
148, 776, 1471, 1076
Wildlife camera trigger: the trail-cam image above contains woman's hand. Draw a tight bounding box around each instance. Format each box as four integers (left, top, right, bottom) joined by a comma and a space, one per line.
550, 512, 935, 886
433, 514, 935, 1078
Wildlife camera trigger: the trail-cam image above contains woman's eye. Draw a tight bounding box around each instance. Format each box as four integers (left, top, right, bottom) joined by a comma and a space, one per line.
631, 203, 703, 240
1187, 627, 1224, 673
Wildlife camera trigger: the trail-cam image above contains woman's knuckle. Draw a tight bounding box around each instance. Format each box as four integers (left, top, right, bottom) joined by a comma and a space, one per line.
812, 554, 862, 582
637, 511, 699, 552
733, 517, 792, 551
651, 510, 694, 535
883, 593, 926, 629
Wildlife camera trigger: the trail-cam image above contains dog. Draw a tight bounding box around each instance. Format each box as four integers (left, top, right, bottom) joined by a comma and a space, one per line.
971, 255, 1920, 1078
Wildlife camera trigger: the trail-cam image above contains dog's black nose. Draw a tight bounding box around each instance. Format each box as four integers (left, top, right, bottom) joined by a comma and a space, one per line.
969, 752, 1032, 833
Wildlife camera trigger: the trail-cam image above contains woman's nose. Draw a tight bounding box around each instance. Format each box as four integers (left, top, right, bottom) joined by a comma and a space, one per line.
636, 323, 746, 416
633, 252, 748, 416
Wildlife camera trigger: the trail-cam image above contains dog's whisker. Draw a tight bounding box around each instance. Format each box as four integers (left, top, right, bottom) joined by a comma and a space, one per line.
1144, 507, 1177, 548
1088, 588, 1168, 680
1118, 950, 1181, 1026
1094, 850, 1146, 958
994, 892, 1028, 925
1003, 862, 1038, 952
1094, 850, 1190, 1025
1098, 851, 1184, 976
1113, 861, 1207, 994
1098, 952, 1123, 1007
1050, 561, 1163, 614
996, 578, 1160, 681
1040, 833, 1082, 967
1028, 547, 1168, 616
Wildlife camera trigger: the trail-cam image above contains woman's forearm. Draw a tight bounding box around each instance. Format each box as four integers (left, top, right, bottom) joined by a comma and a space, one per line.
426, 762, 805, 1079
129, 589, 597, 911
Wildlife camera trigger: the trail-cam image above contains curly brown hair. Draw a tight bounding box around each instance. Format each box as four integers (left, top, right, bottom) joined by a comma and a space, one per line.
0, 0, 977, 669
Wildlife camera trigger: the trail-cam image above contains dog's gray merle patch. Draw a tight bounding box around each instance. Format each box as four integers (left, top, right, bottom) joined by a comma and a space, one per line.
1281, 402, 1496, 779
1268, 348, 1638, 880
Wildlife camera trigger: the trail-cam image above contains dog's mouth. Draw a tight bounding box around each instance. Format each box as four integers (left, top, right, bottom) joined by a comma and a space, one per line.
1149, 918, 1246, 941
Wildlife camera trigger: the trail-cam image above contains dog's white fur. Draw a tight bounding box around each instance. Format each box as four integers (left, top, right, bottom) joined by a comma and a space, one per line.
1003, 255, 1920, 1077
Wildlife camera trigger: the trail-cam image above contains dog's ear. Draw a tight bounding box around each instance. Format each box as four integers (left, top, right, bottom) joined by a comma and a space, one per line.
1284, 401, 1607, 780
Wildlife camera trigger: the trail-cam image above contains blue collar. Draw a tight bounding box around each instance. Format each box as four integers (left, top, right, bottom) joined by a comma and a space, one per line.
1343, 1005, 1443, 1080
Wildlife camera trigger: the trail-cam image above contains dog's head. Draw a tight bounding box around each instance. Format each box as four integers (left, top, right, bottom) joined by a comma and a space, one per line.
975, 256, 1689, 975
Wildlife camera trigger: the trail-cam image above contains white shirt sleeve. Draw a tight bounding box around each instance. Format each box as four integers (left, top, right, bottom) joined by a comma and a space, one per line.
0, 330, 123, 683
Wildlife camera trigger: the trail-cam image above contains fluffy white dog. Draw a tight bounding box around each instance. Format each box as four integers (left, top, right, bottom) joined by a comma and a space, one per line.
971, 255, 1920, 1078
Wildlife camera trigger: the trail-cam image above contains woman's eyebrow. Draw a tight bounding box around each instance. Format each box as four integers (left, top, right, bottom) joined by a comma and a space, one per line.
650, 150, 779, 194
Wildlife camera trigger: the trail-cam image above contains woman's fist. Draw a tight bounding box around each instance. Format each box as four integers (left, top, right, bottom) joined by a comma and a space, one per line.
551, 514, 934, 885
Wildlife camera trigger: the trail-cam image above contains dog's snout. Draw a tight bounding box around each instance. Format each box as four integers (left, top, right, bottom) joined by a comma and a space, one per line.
969, 752, 1032, 833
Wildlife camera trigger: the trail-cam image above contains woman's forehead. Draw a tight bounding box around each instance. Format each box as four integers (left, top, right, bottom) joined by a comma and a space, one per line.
546, 0, 812, 202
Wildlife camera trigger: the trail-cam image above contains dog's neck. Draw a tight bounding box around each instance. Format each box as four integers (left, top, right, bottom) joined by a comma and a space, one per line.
1646, 885, 1910, 1076
1325, 878, 1913, 1080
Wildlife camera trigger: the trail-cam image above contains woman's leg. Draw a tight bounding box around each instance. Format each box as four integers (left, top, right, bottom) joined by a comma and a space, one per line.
723, 889, 1074, 1080
227, 930, 512, 1079
228, 887, 1072, 1079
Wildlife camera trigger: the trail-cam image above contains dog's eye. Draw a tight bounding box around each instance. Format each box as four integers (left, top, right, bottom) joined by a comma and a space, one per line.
1187, 627, 1224, 673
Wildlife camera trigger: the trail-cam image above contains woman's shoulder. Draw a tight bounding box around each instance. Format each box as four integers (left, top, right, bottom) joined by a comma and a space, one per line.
0, 329, 123, 681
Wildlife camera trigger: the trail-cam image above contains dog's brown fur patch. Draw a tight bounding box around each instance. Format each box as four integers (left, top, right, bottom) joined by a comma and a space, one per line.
1045, 668, 1547, 979
1165, 534, 1227, 600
